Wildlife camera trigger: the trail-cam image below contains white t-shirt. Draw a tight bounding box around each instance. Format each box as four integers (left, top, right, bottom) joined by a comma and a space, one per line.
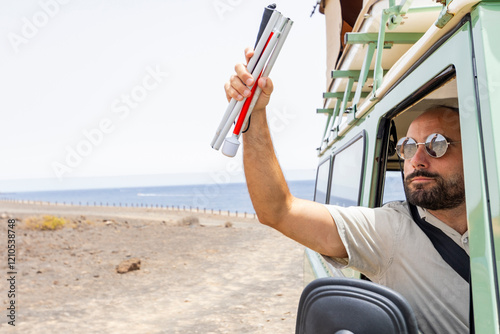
323, 201, 469, 334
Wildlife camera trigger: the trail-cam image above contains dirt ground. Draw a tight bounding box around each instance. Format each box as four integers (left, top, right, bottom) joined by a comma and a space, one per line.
0, 201, 305, 334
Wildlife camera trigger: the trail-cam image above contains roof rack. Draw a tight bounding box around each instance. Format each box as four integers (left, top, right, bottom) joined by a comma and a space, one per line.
317, 0, 444, 155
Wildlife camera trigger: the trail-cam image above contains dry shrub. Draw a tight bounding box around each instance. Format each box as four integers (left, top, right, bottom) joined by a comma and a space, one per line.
178, 216, 200, 227
25, 215, 67, 231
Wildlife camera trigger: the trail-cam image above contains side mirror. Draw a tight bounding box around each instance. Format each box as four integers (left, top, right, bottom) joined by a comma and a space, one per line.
296, 277, 419, 334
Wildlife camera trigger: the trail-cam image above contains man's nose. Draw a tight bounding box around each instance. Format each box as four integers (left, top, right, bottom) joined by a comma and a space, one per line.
409, 144, 429, 169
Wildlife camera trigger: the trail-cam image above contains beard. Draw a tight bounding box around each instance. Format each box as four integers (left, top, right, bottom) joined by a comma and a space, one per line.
404, 170, 465, 210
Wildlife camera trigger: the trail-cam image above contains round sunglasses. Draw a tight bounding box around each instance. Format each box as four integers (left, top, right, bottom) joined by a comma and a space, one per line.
396, 133, 461, 159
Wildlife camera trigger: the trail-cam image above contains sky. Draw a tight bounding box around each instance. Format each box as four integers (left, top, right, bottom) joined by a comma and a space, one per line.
0, 0, 327, 192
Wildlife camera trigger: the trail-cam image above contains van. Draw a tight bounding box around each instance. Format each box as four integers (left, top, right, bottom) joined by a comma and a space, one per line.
304, 0, 500, 332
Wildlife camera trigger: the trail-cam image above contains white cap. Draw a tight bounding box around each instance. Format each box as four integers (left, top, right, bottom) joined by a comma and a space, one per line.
221, 135, 240, 157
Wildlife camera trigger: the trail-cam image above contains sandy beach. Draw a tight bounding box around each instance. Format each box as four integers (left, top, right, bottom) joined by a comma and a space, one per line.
0, 201, 305, 333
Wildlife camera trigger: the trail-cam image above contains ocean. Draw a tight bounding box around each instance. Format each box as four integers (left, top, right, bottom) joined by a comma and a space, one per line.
1, 180, 316, 215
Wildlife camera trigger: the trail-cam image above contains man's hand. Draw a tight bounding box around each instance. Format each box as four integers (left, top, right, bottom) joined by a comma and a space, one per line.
224, 48, 274, 114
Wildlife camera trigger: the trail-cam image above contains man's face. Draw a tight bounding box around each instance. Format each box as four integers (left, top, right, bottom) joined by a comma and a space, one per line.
403, 108, 465, 210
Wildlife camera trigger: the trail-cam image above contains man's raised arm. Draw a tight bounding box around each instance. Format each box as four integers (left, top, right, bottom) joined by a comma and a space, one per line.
224, 48, 347, 258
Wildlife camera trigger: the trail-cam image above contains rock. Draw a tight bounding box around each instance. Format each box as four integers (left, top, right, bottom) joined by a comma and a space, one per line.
116, 258, 141, 274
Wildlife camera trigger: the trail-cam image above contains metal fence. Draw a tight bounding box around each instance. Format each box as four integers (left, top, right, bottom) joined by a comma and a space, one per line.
0, 198, 257, 219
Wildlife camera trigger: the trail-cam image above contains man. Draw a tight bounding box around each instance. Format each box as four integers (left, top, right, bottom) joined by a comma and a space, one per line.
225, 48, 469, 333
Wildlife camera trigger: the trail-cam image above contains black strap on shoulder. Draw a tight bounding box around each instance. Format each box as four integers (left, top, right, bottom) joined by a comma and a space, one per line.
408, 203, 470, 283
408, 203, 474, 332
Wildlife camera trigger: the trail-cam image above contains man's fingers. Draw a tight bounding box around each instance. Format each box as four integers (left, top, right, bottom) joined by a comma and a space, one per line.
258, 77, 273, 97
244, 47, 254, 64
224, 82, 236, 102
225, 80, 244, 102
228, 73, 251, 100
223, 48, 273, 110
234, 63, 254, 87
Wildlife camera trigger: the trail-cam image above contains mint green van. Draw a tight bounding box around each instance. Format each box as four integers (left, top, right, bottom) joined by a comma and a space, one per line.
304, 0, 500, 332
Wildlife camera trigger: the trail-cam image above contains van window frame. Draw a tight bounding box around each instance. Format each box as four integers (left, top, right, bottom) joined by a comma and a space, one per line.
313, 156, 332, 204
328, 130, 366, 207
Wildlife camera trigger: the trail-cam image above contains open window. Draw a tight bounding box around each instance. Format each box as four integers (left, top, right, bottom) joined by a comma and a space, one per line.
378, 70, 458, 206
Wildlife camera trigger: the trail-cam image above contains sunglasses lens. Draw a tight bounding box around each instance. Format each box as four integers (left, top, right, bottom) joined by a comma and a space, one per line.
425, 133, 448, 158
396, 137, 417, 159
